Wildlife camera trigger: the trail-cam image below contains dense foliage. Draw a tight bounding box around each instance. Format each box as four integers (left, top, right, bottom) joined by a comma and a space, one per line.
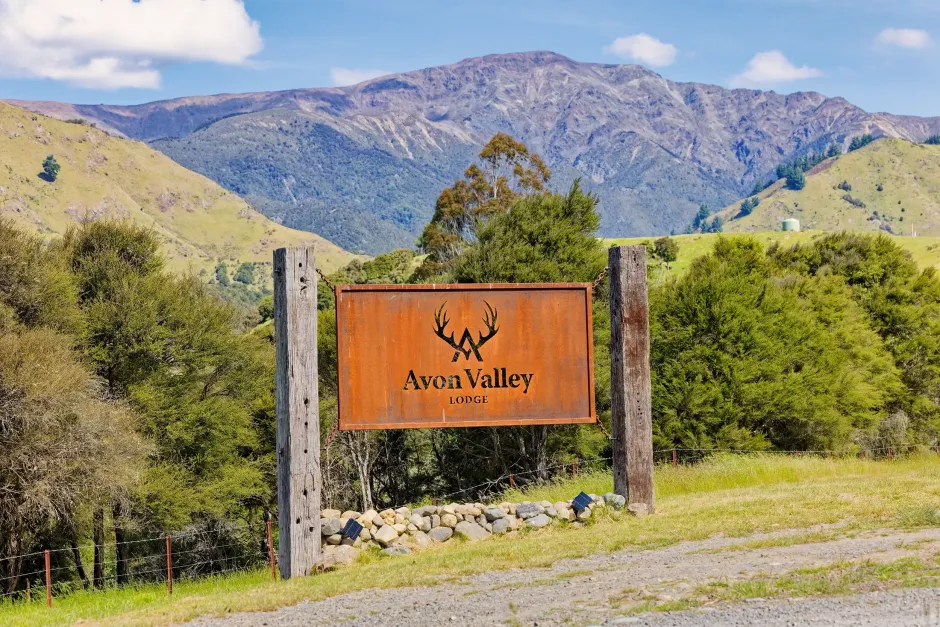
0, 219, 275, 592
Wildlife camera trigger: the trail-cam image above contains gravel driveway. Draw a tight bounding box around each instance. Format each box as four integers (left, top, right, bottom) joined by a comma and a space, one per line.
187, 526, 940, 627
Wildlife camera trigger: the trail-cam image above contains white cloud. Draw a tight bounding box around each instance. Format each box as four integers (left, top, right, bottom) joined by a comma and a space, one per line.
604, 33, 678, 67
730, 51, 823, 87
329, 67, 390, 87
0, 0, 263, 89
875, 28, 932, 49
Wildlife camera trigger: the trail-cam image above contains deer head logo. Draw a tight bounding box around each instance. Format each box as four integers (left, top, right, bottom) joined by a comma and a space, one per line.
433, 301, 499, 362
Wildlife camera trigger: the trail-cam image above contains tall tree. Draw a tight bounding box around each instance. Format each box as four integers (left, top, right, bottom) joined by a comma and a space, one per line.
416, 133, 550, 280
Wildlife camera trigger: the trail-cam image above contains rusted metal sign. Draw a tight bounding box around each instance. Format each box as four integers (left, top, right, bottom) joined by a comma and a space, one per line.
336, 284, 596, 430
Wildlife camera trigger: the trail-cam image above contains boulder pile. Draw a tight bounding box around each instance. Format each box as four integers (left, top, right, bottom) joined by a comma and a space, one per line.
320, 492, 634, 567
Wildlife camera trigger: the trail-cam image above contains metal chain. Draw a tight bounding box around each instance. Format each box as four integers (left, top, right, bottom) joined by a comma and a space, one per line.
321, 421, 341, 452
315, 267, 335, 291
594, 416, 613, 440
591, 266, 609, 290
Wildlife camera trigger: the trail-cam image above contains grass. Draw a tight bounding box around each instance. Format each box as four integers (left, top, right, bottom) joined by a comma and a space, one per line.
0, 102, 360, 276
3, 454, 940, 626
716, 138, 940, 238
605, 230, 940, 278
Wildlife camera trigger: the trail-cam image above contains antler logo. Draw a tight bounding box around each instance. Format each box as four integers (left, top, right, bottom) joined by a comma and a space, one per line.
433, 301, 499, 362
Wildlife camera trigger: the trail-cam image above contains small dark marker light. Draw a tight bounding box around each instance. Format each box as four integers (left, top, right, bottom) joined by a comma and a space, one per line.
341, 519, 363, 539
571, 491, 592, 513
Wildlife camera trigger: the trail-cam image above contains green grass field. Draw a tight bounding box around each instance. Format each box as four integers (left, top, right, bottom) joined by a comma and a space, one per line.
4, 454, 939, 627
606, 230, 940, 277
717, 138, 940, 237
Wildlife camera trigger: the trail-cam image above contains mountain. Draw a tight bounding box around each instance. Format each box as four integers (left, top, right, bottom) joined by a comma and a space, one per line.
0, 102, 358, 274
719, 138, 940, 236
12, 52, 940, 254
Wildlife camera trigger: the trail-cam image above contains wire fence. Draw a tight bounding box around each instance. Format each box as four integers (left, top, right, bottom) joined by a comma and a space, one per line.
2, 443, 937, 609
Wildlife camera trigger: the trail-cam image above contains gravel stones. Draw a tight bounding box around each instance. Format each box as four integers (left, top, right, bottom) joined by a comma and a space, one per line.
454, 521, 490, 541
428, 527, 453, 542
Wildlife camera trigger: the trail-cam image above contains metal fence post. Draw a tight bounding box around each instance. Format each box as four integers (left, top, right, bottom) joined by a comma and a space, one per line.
166, 536, 172, 596
44, 549, 51, 608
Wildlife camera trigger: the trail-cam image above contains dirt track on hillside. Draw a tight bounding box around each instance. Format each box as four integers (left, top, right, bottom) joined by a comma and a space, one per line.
187, 526, 940, 627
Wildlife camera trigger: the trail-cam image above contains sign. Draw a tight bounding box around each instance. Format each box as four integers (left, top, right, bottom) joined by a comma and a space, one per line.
336, 283, 596, 430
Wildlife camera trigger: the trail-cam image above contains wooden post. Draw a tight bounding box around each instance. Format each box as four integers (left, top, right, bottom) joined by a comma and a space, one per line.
672, 449, 677, 468
509, 473, 515, 489
165, 536, 172, 595
273, 248, 321, 578
44, 549, 51, 608
267, 520, 277, 581
609, 246, 655, 513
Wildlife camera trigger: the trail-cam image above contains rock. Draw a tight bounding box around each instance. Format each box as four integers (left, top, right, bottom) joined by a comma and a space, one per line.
492, 518, 510, 534
341, 510, 361, 520
395, 506, 411, 517
409, 513, 425, 528
382, 546, 412, 556
508, 503, 517, 515
539, 500, 553, 508
484, 507, 506, 522
420, 516, 432, 533
484, 522, 492, 532
554, 502, 570, 513
526, 514, 552, 528
321, 517, 343, 536
476, 515, 487, 526
379, 508, 395, 519
577, 507, 592, 521
413, 505, 438, 517
321, 544, 358, 568
392, 523, 407, 534
359, 528, 372, 541
498, 502, 513, 514
545, 507, 558, 518
411, 530, 431, 549
428, 527, 453, 542
406, 524, 418, 534
373, 524, 399, 547
516, 502, 545, 519
441, 504, 457, 515
372, 514, 385, 527
359, 509, 378, 526
454, 520, 490, 542
604, 493, 627, 510
394, 514, 406, 525
325, 533, 342, 545
340, 536, 361, 547
469, 506, 482, 517
627, 503, 649, 517
454, 504, 473, 515
321, 508, 342, 518
508, 515, 522, 530
441, 513, 458, 528
431, 514, 441, 528
589, 494, 603, 504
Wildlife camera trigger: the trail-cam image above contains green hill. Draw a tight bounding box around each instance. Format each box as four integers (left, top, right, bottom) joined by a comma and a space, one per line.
0, 102, 359, 275
607, 231, 940, 276
717, 138, 940, 236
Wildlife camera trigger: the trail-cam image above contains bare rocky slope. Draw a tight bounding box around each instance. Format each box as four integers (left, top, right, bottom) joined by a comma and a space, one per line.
13, 51, 940, 254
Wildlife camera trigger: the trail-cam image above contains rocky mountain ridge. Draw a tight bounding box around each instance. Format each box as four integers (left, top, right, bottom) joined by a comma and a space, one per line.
11, 51, 940, 254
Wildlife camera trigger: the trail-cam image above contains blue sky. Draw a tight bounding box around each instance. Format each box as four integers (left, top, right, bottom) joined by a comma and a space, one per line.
1, 0, 938, 116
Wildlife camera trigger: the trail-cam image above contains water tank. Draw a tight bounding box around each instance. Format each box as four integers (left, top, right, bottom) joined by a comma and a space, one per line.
782, 218, 801, 232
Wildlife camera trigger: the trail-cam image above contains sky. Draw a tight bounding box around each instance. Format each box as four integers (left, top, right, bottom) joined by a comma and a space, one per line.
0, 0, 938, 117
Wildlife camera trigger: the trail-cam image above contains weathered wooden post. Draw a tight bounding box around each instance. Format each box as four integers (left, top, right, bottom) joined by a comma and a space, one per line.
273, 248, 321, 578
609, 245, 655, 513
